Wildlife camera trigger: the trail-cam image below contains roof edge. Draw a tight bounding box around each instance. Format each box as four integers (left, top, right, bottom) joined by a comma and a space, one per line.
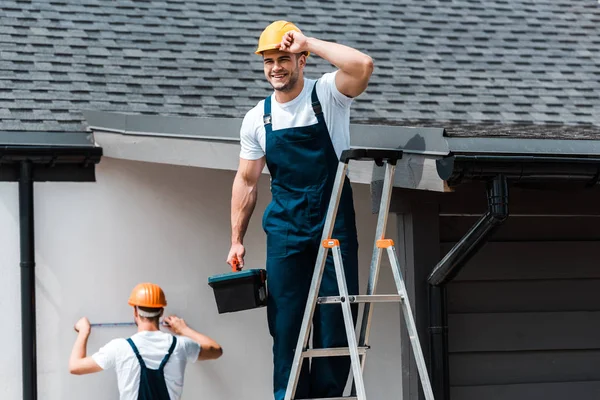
84, 111, 600, 160
0, 131, 96, 147
448, 137, 600, 157
83, 110, 449, 156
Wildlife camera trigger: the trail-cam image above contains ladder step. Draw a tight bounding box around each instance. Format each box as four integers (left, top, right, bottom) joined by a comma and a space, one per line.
303, 347, 369, 358
318, 294, 403, 304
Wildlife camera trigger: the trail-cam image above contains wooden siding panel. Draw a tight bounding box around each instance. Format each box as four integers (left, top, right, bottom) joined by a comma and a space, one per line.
440, 241, 600, 282
451, 381, 600, 400
449, 312, 600, 352
438, 212, 600, 397
447, 279, 600, 313
450, 350, 600, 386
440, 216, 600, 242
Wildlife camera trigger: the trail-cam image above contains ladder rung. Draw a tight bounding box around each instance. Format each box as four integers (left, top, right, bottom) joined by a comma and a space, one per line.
303, 347, 368, 358
318, 294, 403, 304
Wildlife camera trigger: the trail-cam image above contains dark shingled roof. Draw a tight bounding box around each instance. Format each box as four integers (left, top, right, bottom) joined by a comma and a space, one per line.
1, 0, 599, 138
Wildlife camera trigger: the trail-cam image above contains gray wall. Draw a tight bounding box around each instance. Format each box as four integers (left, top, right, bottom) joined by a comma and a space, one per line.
441, 214, 600, 400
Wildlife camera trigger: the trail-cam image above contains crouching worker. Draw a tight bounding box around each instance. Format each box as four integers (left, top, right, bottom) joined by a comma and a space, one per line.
69, 282, 223, 400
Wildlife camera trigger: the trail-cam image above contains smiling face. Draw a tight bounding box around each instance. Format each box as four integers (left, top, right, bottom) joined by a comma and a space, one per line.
263, 49, 306, 93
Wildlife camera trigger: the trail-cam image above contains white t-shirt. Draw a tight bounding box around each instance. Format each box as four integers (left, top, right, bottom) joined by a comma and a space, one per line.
239, 71, 353, 161
92, 330, 201, 400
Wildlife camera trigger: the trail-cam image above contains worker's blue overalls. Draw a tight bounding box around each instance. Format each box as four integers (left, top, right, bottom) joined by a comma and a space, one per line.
262, 80, 359, 400
126, 336, 177, 400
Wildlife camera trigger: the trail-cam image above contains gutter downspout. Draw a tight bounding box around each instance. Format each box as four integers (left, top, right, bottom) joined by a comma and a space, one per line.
1, 146, 102, 400
427, 175, 509, 399
428, 176, 509, 285
19, 160, 37, 400
428, 285, 448, 399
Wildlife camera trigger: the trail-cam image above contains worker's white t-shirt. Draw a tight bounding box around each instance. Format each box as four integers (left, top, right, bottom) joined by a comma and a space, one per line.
239, 71, 353, 161
92, 330, 201, 400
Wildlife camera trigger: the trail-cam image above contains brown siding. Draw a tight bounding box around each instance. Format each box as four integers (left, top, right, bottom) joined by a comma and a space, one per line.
440, 217, 600, 399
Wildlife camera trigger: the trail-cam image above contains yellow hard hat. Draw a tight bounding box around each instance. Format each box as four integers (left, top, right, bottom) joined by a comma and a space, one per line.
128, 282, 167, 308
255, 20, 309, 56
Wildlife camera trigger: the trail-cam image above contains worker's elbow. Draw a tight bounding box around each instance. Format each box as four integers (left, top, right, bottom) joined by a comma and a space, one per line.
69, 365, 82, 375
202, 345, 223, 360
362, 55, 374, 78
235, 173, 257, 193
212, 345, 224, 360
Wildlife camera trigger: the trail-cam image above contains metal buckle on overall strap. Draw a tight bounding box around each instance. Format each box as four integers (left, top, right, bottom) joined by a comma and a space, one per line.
312, 101, 322, 115
263, 114, 272, 125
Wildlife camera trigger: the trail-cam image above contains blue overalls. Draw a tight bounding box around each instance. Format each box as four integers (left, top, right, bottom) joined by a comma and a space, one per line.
262, 80, 359, 400
126, 336, 177, 400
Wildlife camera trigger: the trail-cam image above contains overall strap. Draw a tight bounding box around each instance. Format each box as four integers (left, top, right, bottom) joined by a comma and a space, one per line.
126, 338, 147, 369
263, 95, 273, 134
158, 336, 178, 371
311, 80, 324, 122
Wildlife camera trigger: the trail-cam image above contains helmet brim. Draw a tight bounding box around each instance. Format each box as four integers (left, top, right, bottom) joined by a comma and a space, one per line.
255, 43, 281, 55
255, 45, 310, 57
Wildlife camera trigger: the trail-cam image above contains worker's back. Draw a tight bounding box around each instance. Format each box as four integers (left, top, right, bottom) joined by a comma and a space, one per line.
69, 286, 221, 399
92, 330, 201, 400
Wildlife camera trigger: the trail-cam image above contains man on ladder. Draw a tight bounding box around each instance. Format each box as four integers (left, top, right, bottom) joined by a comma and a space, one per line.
227, 20, 373, 400
68, 283, 223, 399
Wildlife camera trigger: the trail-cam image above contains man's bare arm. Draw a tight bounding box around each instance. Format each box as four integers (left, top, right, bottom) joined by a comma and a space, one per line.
69, 317, 103, 375
280, 31, 374, 98
165, 316, 223, 361
228, 157, 266, 268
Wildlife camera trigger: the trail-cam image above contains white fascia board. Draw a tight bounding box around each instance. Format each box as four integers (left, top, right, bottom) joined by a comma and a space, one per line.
348, 154, 447, 192
95, 130, 447, 192
94, 131, 246, 172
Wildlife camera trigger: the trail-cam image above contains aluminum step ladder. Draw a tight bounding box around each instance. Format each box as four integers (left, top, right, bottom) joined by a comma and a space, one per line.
284, 149, 435, 400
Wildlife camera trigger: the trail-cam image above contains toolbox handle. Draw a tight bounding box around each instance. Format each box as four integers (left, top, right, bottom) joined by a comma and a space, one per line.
232, 257, 242, 272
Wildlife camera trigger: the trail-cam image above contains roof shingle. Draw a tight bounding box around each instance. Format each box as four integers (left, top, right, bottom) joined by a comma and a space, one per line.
0, 0, 599, 138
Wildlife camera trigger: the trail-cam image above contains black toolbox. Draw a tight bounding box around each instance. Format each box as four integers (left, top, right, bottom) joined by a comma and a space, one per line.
208, 269, 267, 314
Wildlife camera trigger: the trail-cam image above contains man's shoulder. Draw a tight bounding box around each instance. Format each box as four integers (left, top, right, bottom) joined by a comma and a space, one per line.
92, 337, 129, 366
243, 99, 267, 122
315, 71, 337, 86
314, 70, 353, 109
311, 72, 338, 99
174, 335, 198, 350
241, 99, 268, 136
104, 337, 130, 350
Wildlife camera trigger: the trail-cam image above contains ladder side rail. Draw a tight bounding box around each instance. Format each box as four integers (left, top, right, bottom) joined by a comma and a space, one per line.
387, 245, 435, 400
351, 161, 398, 396
284, 162, 350, 400
358, 162, 397, 353
331, 244, 368, 400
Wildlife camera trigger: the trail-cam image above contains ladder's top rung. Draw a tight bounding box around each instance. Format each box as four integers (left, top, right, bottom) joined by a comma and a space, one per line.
303, 347, 368, 358
318, 294, 403, 304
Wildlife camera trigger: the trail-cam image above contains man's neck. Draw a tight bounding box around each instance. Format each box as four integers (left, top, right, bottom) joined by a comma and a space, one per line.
274, 77, 305, 104
137, 321, 160, 332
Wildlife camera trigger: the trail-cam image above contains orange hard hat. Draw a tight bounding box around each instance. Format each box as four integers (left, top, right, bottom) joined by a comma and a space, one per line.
128, 283, 167, 308
255, 20, 309, 56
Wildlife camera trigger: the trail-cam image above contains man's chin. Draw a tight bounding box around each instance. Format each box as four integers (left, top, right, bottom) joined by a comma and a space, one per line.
270, 81, 290, 92
269, 79, 290, 90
